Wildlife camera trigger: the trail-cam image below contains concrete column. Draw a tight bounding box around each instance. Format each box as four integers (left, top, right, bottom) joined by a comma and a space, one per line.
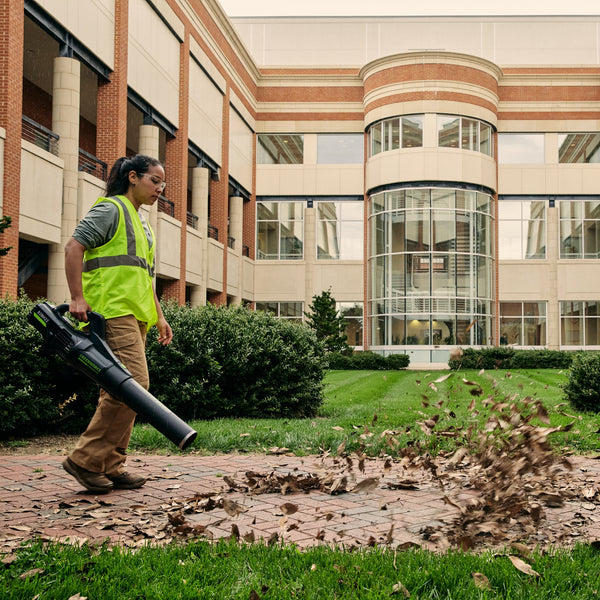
229, 195, 243, 304
189, 166, 209, 306
47, 56, 81, 303
138, 123, 160, 233
304, 205, 316, 307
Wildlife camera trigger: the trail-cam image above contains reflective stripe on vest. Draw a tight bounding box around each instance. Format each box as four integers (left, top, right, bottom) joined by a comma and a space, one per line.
81, 196, 154, 278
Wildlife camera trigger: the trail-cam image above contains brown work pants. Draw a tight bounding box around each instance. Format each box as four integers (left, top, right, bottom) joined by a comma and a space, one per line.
69, 315, 149, 477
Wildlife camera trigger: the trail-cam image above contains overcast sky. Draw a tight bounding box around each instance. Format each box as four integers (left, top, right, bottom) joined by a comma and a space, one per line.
218, 0, 599, 17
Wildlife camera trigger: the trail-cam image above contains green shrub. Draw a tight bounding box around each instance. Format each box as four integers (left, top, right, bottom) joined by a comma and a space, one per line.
0, 295, 96, 438
510, 349, 573, 369
563, 352, 600, 413
449, 347, 574, 370
147, 303, 326, 419
327, 351, 409, 370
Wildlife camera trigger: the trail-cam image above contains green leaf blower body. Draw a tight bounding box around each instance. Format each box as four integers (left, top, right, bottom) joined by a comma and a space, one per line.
28, 302, 197, 450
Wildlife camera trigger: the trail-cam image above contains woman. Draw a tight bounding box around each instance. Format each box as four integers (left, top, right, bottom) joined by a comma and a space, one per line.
62, 155, 172, 493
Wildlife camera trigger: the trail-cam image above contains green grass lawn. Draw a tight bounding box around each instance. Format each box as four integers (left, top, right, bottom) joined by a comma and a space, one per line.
3, 538, 600, 599
131, 368, 600, 456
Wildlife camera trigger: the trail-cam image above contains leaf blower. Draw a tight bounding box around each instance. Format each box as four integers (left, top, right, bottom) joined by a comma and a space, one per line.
28, 302, 197, 450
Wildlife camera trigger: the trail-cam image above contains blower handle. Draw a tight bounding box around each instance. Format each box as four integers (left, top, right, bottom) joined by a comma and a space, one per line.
55, 303, 106, 339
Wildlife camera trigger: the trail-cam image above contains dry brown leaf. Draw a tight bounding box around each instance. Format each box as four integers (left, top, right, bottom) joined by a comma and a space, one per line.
391, 581, 411, 597
351, 477, 379, 494
280, 502, 298, 515
20, 568, 44, 580
222, 499, 245, 517
508, 555, 540, 577
472, 572, 491, 590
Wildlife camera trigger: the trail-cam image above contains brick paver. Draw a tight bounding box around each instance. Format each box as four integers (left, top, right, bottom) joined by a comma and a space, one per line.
0, 452, 598, 554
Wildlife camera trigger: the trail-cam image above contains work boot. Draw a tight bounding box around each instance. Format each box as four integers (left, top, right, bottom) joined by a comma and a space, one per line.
62, 457, 114, 494
107, 472, 147, 490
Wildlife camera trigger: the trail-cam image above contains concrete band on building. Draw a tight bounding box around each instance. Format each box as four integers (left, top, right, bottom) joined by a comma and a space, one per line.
1, 1, 600, 364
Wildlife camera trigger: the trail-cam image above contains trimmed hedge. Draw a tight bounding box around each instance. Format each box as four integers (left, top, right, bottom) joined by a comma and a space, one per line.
327, 351, 409, 370
448, 347, 575, 370
0, 298, 326, 439
0, 295, 97, 438
146, 302, 326, 419
563, 352, 600, 413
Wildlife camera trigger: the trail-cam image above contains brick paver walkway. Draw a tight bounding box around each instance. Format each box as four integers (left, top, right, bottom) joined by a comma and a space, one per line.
1, 452, 599, 554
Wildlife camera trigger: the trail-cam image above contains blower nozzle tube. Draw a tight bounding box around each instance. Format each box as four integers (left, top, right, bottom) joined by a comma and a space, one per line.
28, 302, 197, 451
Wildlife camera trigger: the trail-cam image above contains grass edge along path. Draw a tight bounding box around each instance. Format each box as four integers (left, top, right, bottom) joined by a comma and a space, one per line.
2, 538, 600, 600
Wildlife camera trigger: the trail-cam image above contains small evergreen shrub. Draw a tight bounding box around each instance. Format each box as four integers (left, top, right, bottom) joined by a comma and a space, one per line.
147, 303, 326, 419
327, 351, 409, 370
563, 352, 600, 413
449, 347, 575, 370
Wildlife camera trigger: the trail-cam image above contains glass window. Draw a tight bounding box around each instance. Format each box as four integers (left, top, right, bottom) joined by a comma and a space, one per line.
480, 123, 492, 155
368, 187, 494, 348
368, 115, 424, 156
256, 201, 304, 260
559, 134, 600, 163
257, 134, 303, 164
560, 199, 600, 259
317, 134, 364, 164
498, 200, 546, 259
338, 302, 363, 347
498, 134, 544, 164
438, 116, 493, 155
438, 116, 460, 148
256, 302, 303, 321
370, 122, 382, 156
462, 119, 478, 151
500, 301, 546, 346
560, 300, 600, 347
317, 201, 363, 260
402, 116, 423, 148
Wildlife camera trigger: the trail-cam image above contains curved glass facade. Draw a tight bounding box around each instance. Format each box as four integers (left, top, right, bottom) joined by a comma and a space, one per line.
369, 187, 495, 348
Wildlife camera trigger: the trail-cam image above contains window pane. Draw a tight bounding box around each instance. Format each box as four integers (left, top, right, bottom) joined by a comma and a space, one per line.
438, 116, 460, 148
583, 219, 600, 258
317, 134, 364, 164
480, 123, 492, 155
256, 302, 278, 315
280, 302, 303, 317
500, 316, 521, 345
339, 221, 363, 260
432, 211, 455, 251
585, 317, 600, 345
370, 122, 382, 156
317, 219, 339, 259
317, 202, 338, 221
257, 221, 279, 259
257, 201, 278, 220
402, 116, 423, 148
383, 119, 400, 151
280, 221, 303, 259
462, 118, 478, 151
558, 133, 600, 163
498, 134, 544, 164
560, 220, 582, 258
560, 200, 581, 219
562, 317, 582, 345
257, 134, 303, 164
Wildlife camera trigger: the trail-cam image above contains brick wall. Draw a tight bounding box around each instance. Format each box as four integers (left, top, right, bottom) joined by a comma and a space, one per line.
0, 0, 24, 298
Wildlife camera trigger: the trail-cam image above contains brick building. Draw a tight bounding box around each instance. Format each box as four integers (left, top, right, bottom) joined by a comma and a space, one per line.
1, 0, 599, 363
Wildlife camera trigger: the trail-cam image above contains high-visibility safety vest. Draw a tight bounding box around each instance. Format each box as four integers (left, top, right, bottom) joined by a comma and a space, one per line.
82, 195, 158, 328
